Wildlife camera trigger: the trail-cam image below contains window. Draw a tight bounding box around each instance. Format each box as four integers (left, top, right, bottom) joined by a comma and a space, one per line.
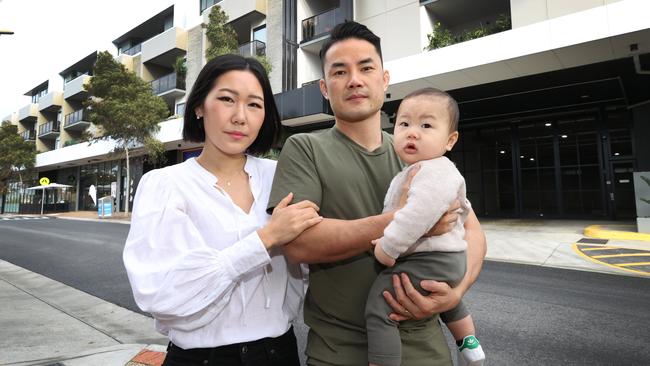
175, 102, 186, 116
200, 0, 222, 13
253, 24, 267, 43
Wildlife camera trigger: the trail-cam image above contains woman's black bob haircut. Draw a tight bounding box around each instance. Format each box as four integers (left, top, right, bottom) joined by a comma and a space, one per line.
183, 54, 280, 156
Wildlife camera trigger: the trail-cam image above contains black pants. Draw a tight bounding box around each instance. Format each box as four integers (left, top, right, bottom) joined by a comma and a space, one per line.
162, 327, 301, 366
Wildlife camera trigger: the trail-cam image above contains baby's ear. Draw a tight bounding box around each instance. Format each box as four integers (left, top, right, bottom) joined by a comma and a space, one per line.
446, 131, 459, 151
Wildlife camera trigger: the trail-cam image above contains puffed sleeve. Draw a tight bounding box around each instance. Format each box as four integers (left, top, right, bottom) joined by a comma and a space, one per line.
123, 169, 271, 332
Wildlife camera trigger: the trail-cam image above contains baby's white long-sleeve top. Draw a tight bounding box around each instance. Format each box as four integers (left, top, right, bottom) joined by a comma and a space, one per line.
123, 157, 304, 349
379, 156, 471, 259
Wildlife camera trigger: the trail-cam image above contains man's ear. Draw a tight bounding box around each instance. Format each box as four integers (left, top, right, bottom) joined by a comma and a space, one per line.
383, 69, 390, 92
319, 78, 328, 99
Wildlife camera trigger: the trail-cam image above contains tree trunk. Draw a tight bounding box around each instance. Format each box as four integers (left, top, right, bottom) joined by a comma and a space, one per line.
125, 147, 131, 214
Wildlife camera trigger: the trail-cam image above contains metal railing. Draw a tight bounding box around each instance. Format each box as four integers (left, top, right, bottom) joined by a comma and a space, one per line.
122, 43, 142, 56
150, 73, 186, 95
64, 109, 90, 127
302, 7, 343, 43
21, 129, 35, 141
238, 40, 266, 57
38, 120, 60, 136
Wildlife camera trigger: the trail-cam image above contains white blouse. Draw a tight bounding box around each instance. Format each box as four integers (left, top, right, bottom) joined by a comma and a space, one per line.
123, 156, 304, 349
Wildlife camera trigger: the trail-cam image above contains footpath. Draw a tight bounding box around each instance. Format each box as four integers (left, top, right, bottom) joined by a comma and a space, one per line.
1, 212, 649, 365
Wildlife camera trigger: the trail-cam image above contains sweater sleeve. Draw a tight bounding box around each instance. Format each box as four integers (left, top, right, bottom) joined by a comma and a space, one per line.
122, 169, 271, 332
379, 158, 463, 259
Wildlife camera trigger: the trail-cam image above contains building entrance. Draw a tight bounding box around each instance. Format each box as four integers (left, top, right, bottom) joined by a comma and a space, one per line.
450, 109, 635, 219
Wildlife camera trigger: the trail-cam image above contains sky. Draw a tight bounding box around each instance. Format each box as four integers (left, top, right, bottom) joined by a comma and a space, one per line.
0, 0, 185, 119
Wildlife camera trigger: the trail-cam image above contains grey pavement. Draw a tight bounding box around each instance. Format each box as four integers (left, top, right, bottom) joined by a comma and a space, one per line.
0, 215, 648, 365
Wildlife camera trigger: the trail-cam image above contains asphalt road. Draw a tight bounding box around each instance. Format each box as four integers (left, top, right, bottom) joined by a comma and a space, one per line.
1, 217, 649, 365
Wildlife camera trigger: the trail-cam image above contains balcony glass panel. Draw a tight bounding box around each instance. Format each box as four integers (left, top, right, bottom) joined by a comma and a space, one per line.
150, 73, 185, 95
122, 43, 142, 56
38, 121, 60, 136
302, 7, 342, 43
21, 130, 36, 141
238, 40, 266, 57
64, 109, 90, 127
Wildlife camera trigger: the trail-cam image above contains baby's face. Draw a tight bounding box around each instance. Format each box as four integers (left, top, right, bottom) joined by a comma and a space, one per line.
393, 96, 458, 165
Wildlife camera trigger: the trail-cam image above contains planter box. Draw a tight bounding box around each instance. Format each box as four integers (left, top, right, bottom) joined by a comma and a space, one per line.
638, 217, 650, 234
634, 171, 650, 233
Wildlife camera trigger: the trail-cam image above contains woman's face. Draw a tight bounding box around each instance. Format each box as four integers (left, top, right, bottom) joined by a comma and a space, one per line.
195, 70, 265, 157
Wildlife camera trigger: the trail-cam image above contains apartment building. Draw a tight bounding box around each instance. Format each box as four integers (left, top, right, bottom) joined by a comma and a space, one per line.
2, 0, 649, 222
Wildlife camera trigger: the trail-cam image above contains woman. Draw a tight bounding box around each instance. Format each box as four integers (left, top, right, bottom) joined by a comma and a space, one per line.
123, 54, 322, 366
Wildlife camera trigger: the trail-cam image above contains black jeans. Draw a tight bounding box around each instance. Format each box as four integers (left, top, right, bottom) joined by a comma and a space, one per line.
162, 327, 301, 366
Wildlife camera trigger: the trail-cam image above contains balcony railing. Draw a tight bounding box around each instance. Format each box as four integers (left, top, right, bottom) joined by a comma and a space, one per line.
302, 7, 343, 43
64, 109, 90, 127
21, 129, 36, 141
238, 40, 266, 57
38, 120, 60, 137
150, 73, 186, 95
122, 43, 142, 56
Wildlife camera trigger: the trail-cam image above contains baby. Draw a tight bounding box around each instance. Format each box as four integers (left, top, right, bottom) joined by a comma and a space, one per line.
365, 87, 485, 366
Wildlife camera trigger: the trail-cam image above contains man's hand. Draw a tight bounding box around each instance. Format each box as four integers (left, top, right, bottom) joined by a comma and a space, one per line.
424, 200, 461, 237
397, 164, 421, 208
372, 239, 396, 267
383, 273, 461, 321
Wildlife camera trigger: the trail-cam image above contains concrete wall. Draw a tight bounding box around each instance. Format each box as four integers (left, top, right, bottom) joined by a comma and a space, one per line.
354, 0, 421, 62
267, 0, 283, 93
511, 0, 624, 28
185, 24, 204, 100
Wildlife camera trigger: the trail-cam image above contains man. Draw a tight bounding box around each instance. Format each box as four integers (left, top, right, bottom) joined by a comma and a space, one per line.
268, 21, 486, 366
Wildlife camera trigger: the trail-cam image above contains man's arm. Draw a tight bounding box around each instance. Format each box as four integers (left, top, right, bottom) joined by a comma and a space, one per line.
284, 212, 393, 264
383, 209, 486, 321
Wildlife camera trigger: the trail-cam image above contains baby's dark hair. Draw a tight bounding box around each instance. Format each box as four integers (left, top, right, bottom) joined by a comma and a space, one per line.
401, 87, 459, 131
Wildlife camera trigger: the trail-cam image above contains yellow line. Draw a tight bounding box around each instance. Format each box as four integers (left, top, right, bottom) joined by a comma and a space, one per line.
581, 246, 620, 251
584, 225, 650, 242
572, 244, 650, 276
617, 262, 650, 267
592, 253, 650, 259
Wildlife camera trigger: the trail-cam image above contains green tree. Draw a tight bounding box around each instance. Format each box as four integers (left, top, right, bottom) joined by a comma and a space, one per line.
84, 51, 169, 213
0, 123, 36, 195
203, 4, 272, 74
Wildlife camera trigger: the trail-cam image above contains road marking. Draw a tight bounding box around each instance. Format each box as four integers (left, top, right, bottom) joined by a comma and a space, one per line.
0, 216, 52, 221
617, 261, 650, 267
592, 253, 650, 259
573, 243, 650, 276
581, 247, 620, 251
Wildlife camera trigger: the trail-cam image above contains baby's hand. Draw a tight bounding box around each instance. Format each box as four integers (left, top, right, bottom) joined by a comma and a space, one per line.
373, 239, 396, 267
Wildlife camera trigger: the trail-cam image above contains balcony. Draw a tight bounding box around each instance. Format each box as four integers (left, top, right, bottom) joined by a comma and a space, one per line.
64, 74, 91, 101
238, 40, 266, 57
64, 109, 91, 131
21, 129, 36, 141
38, 91, 63, 112
141, 27, 187, 67
300, 6, 345, 53
38, 120, 60, 139
122, 43, 142, 56
274, 82, 333, 127
205, 0, 265, 23
18, 103, 38, 124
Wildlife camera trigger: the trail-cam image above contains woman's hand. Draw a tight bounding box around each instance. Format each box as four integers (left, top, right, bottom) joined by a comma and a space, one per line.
258, 193, 322, 248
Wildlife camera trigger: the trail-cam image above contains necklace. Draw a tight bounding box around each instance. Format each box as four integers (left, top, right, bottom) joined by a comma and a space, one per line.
218, 170, 246, 187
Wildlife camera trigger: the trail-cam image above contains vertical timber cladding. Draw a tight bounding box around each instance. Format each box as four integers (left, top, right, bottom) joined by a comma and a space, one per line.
451, 109, 636, 219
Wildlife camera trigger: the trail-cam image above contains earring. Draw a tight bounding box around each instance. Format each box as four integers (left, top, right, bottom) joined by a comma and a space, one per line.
196, 115, 201, 120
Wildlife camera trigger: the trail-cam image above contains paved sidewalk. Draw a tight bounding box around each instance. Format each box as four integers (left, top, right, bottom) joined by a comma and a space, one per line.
1, 215, 648, 365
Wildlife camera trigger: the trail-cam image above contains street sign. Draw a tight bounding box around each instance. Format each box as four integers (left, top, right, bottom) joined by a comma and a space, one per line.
39, 177, 50, 186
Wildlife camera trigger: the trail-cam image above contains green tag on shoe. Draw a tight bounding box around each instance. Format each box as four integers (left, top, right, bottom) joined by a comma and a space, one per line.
459, 335, 480, 351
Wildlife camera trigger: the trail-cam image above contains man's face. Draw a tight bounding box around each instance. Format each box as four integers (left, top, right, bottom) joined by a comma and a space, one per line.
319, 38, 389, 124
